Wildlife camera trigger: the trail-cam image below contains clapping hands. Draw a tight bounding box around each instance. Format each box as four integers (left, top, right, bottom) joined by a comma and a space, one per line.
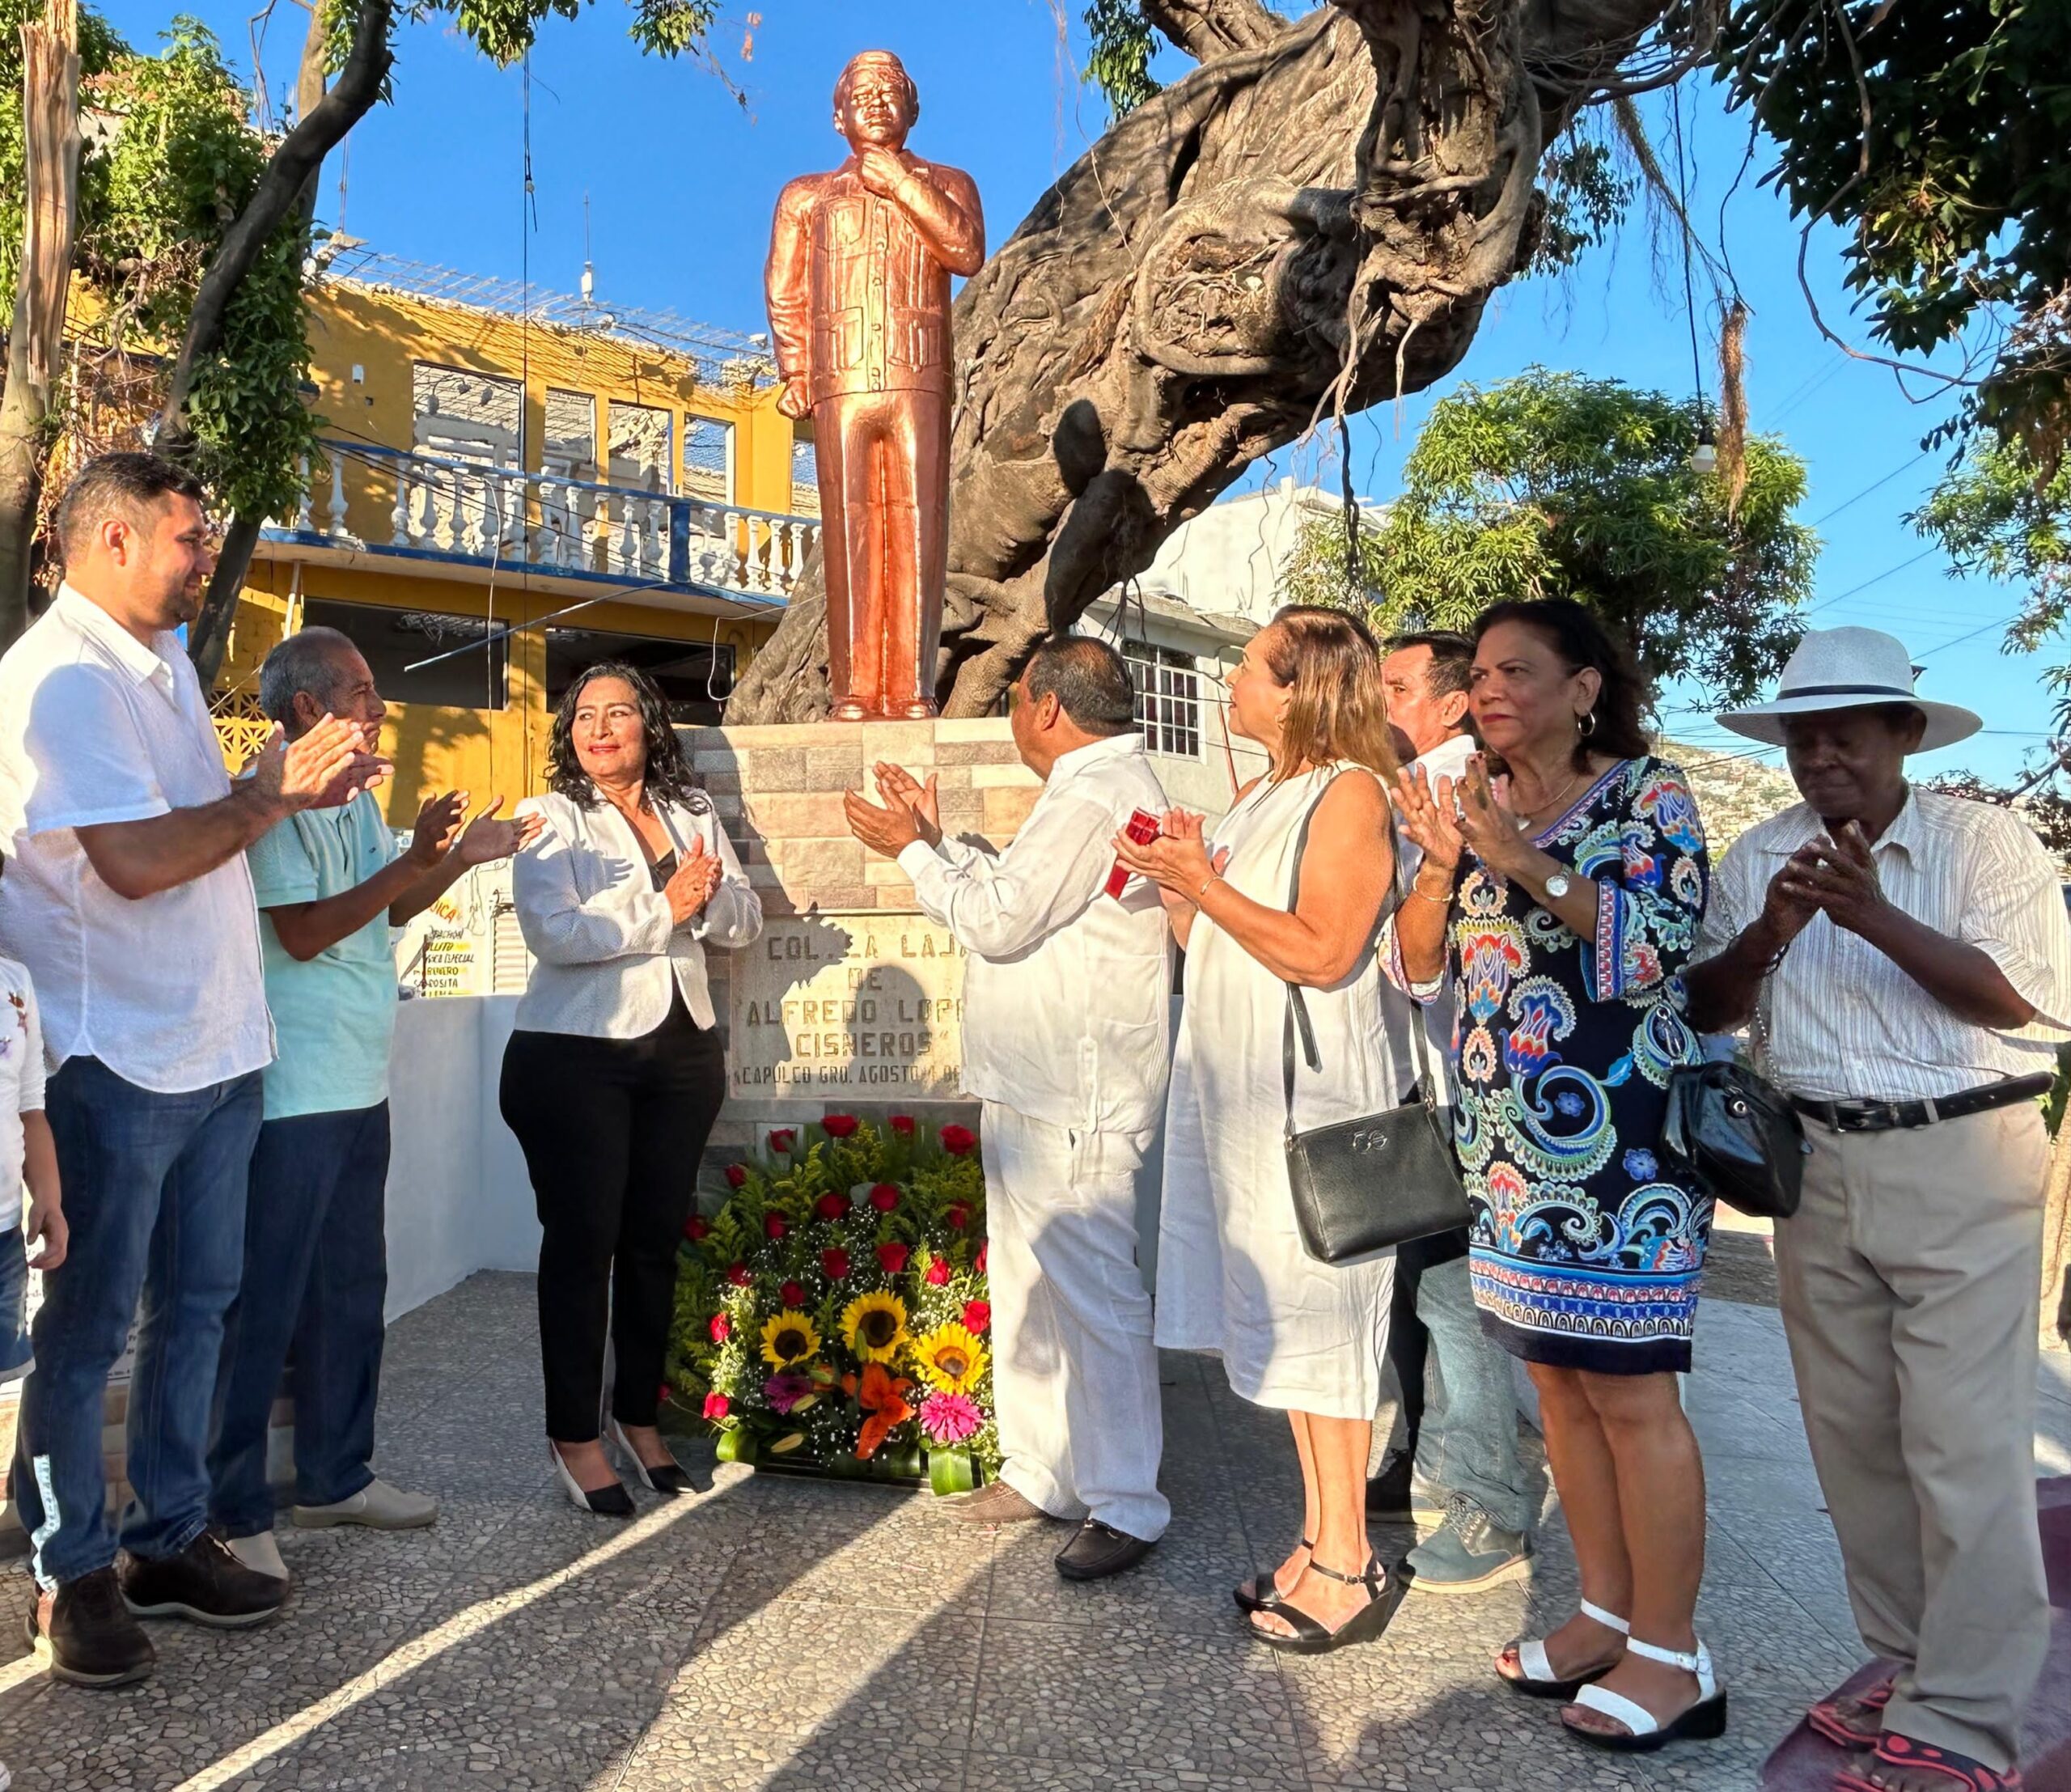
406, 793, 544, 871
845, 760, 942, 857
663, 837, 724, 926
248, 717, 391, 814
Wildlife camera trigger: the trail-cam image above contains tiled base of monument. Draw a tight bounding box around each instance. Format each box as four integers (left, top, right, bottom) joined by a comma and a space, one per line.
682, 716, 1041, 1172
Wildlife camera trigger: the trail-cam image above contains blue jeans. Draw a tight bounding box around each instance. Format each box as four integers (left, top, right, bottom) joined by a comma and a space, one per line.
14, 1058, 264, 1588
1412, 1252, 1531, 1533
209, 1104, 391, 1536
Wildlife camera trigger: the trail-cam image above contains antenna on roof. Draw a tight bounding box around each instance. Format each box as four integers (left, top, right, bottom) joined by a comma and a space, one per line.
580, 192, 595, 306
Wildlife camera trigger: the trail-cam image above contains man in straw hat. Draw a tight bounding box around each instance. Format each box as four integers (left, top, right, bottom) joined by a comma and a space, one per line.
1685, 627, 2071, 1792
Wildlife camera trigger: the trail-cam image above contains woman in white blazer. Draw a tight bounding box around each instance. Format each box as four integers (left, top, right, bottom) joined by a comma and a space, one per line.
500, 662, 760, 1516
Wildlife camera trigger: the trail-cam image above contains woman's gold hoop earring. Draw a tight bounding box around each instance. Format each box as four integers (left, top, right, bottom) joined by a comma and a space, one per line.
1578, 710, 1597, 739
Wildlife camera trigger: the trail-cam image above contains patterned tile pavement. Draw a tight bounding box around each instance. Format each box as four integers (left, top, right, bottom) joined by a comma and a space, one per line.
0, 1269, 2062, 1792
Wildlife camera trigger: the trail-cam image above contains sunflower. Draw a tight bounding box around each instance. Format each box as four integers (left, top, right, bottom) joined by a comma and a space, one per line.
840, 1290, 909, 1364
759, 1310, 821, 1370
911, 1323, 989, 1395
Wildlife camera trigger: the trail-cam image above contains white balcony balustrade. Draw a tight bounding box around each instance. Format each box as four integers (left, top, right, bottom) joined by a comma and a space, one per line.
271, 442, 820, 603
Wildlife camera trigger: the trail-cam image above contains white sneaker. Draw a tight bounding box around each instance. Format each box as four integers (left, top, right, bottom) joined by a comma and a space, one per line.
292, 1478, 438, 1531
224, 1531, 290, 1582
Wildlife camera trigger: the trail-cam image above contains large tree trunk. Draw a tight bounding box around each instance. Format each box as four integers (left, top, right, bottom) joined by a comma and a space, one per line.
729, 0, 1671, 722
179, 0, 392, 688
0, 0, 80, 652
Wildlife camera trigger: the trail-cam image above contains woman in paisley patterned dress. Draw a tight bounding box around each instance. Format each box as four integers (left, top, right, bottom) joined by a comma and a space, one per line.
1393, 599, 1723, 1755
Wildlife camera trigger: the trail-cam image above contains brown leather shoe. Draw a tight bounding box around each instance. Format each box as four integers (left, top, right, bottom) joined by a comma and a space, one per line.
1055, 1519, 1158, 1582
28, 1567, 155, 1688
940, 1481, 1052, 1524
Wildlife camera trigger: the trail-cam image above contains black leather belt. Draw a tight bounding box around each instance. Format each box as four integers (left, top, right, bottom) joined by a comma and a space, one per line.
1789, 1073, 2055, 1134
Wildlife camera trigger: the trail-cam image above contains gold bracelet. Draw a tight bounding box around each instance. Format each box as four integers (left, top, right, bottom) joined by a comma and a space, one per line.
1196, 873, 1220, 900
1407, 883, 1451, 908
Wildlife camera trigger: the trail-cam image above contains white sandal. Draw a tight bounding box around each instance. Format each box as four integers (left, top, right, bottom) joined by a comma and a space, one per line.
1501, 1598, 1629, 1699
1562, 1635, 1729, 1752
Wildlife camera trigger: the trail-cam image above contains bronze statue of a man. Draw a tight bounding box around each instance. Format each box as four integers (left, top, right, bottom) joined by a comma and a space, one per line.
765, 50, 985, 722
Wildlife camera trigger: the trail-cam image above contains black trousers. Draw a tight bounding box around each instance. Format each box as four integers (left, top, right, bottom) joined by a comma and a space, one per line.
499, 994, 726, 1441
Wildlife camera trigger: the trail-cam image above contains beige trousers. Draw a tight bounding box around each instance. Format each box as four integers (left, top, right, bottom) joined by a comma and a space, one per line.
1774, 1103, 2051, 1771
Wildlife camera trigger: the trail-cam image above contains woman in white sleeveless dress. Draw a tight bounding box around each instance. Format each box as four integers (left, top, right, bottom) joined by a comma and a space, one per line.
1114, 606, 1417, 1654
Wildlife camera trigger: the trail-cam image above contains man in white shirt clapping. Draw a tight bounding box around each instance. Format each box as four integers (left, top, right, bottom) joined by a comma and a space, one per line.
845, 639, 1173, 1581
1687, 628, 2071, 1792
0, 455, 386, 1688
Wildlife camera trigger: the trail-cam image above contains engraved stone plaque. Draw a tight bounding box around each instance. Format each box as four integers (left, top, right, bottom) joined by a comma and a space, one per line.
729, 911, 967, 1103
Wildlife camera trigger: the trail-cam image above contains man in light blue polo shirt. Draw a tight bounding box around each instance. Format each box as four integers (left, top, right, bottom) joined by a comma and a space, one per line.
208, 627, 537, 1582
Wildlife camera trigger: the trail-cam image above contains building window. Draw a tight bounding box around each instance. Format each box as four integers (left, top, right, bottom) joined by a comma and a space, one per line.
1125, 642, 1201, 759
681, 415, 735, 504
790, 428, 820, 517
303, 599, 507, 711
412, 365, 522, 466
544, 625, 737, 727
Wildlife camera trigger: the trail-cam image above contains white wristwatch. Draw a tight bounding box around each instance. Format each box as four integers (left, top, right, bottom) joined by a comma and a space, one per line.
1542, 869, 1573, 900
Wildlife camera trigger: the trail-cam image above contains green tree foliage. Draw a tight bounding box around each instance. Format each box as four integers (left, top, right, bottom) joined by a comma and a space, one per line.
1714, 0, 2071, 464
1082, 0, 1161, 117
0, 11, 319, 526
1281, 370, 1817, 704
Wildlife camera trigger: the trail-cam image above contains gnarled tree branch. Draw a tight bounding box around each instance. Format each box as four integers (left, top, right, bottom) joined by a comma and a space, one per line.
1141, 0, 1285, 61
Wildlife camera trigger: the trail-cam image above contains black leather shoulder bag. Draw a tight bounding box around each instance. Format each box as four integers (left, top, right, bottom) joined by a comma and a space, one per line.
1280, 786, 1473, 1264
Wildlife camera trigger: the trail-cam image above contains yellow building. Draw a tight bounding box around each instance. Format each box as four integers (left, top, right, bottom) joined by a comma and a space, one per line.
214, 250, 818, 826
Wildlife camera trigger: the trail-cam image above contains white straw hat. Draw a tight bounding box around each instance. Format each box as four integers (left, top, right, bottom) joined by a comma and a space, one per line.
1715, 626, 1980, 752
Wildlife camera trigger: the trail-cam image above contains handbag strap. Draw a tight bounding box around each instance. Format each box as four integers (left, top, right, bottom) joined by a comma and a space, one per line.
1279, 769, 1438, 1138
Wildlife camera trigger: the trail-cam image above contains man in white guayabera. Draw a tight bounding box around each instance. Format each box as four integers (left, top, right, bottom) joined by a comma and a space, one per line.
845, 638, 1173, 1581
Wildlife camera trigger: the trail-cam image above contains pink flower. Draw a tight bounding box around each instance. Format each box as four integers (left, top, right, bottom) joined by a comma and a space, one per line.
868, 1183, 900, 1214
724, 1164, 748, 1188
939, 1124, 976, 1156
709, 1314, 731, 1343
963, 1299, 990, 1335
702, 1392, 731, 1421
764, 1213, 788, 1241
924, 1258, 951, 1287
888, 1114, 917, 1136
780, 1280, 807, 1307
815, 1192, 849, 1221
726, 1261, 751, 1288
919, 1390, 983, 1446
945, 1202, 968, 1231
821, 1113, 860, 1139
657, 1383, 672, 1403
821, 1247, 851, 1280
764, 1371, 815, 1414
875, 1242, 910, 1275
769, 1129, 796, 1154
683, 1214, 709, 1241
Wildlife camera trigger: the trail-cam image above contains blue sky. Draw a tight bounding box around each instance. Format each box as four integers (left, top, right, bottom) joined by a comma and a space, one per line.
101, 0, 2056, 782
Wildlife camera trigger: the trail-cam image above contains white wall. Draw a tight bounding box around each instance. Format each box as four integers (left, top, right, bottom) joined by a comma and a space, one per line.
383, 994, 539, 1320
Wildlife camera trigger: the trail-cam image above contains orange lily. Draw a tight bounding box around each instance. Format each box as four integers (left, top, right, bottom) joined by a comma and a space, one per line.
841, 1361, 915, 1460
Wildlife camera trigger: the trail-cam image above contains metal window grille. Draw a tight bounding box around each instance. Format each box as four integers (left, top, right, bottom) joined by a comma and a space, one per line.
1125, 642, 1201, 759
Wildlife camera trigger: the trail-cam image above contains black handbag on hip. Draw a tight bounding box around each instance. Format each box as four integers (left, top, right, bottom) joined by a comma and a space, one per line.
1658, 1057, 1807, 1220
1279, 786, 1473, 1264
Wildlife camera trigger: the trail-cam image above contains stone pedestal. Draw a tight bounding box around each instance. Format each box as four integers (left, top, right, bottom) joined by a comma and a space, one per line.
681, 719, 1041, 1168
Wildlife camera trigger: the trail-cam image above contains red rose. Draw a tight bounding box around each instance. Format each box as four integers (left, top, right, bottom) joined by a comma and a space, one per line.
658, 1383, 672, 1403
724, 1164, 748, 1188
815, 1192, 849, 1222
769, 1129, 796, 1154
888, 1114, 917, 1136
868, 1183, 900, 1214
780, 1281, 807, 1307
939, 1124, 976, 1156
709, 1314, 731, 1342
924, 1258, 951, 1287
683, 1214, 709, 1241
975, 1243, 988, 1276
702, 1392, 730, 1421
726, 1261, 751, 1288
821, 1113, 860, 1139
946, 1203, 968, 1231
963, 1299, 990, 1334
821, 1248, 851, 1280
875, 1241, 911, 1275
764, 1213, 788, 1241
